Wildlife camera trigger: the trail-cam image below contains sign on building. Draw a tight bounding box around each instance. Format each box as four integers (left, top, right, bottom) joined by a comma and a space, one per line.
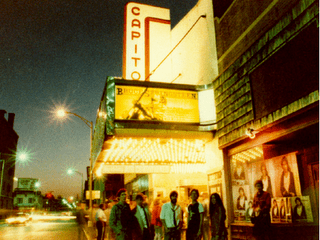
18, 178, 39, 190
123, 2, 171, 81
115, 85, 199, 123
86, 190, 101, 200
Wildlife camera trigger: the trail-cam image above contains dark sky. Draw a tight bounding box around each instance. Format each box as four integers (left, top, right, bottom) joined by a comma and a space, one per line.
1, 0, 198, 199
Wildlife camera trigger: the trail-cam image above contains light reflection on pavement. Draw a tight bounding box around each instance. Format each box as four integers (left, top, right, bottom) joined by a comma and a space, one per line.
0, 220, 86, 240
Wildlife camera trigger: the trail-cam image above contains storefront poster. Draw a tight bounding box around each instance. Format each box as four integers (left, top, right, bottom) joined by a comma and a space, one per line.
245, 199, 254, 222
249, 152, 301, 198
232, 185, 250, 221
290, 195, 313, 223
231, 152, 302, 222
271, 197, 292, 223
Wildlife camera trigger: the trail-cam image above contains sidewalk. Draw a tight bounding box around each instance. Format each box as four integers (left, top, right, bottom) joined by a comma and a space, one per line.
81, 224, 96, 240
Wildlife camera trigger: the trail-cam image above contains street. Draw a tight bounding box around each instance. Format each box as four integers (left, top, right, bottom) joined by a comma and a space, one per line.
0, 219, 87, 240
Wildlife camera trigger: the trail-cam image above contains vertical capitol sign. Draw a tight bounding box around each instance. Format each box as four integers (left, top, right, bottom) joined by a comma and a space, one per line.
123, 2, 171, 81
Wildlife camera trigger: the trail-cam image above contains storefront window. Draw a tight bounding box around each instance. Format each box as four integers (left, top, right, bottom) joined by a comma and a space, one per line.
230, 147, 313, 224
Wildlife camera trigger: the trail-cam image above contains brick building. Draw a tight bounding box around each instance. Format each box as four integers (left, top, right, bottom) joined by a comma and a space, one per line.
0, 110, 19, 209
212, 0, 318, 239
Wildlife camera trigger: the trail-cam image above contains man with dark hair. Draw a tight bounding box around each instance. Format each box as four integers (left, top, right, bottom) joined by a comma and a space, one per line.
95, 203, 107, 240
109, 188, 133, 240
187, 189, 204, 240
160, 191, 182, 240
252, 180, 271, 240
132, 193, 152, 240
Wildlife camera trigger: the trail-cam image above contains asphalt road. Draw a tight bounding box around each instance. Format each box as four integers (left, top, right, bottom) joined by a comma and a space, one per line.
0, 219, 87, 240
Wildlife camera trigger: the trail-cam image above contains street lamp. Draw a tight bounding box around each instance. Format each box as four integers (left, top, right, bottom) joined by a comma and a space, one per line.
67, 168, 84, 201
56, 109, 94, 227
0, 151, 30, 199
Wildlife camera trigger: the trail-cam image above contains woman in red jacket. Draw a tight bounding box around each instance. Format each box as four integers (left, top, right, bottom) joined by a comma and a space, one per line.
151, 198, 163, 240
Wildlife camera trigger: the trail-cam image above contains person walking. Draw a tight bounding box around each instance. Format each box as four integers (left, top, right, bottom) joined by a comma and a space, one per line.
132, 193, 152, 240
96, 203, 107, 240
251, 180, 271, 240
160, 191, 182, 240
151, 198, 163, 240
109, 189, 133, 240
209, 193, 227, 240
186, 189, 204, 240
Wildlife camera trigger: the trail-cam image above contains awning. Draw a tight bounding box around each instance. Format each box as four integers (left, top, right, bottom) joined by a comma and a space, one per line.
94, 128, 213, 174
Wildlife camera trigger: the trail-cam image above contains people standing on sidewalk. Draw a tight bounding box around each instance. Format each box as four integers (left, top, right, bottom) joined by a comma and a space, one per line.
160, 191, 183, 240
132, 193, 152, 240
209, 193, 227, 240
200, 193, 210, 240
186, 189, 204, 240
96, 203, 107, 240
151, 198, 163, 240
109, 188, 133, 240
251, 180, 271, 240
76, 202, 87, 240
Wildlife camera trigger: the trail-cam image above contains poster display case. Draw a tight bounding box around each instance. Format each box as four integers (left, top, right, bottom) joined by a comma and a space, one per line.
230, 146, 313, 224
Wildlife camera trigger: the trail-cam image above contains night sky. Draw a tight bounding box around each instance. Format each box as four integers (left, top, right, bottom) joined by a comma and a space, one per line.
1, 0, 198, 199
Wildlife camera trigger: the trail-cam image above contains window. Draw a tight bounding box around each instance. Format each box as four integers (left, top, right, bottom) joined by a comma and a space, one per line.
28, 198, 34, 204
17, 198, 23, 204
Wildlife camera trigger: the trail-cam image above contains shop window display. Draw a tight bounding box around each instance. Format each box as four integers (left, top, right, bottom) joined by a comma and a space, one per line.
230, 147, 313, 223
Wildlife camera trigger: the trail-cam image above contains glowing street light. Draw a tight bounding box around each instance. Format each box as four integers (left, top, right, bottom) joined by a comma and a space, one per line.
57, 109, 66, 118
56, 108, 94, 227
35, 181, 41, 188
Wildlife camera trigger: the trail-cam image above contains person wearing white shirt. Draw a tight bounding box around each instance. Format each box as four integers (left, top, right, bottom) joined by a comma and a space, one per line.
160, 191, 182, 240
96, 203, 107, 240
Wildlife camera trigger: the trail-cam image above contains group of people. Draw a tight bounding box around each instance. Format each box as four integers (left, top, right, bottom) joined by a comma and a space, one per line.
78, 179, 276, 240
91, 188, 228, 240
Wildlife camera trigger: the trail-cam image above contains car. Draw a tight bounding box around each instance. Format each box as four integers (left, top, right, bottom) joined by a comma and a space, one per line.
6, 212, 32, 224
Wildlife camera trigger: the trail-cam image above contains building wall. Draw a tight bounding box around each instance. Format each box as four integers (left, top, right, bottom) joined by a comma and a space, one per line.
214, 0, 301, 73
14, 191, 43, 210
0, 110, 19, 210
211, 0, 318, 238
170, 0, 219, 85
213, 0, 318, 147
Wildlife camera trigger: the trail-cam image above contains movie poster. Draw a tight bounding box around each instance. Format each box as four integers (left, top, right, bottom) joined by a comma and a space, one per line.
249, 152, 301, 198
271, 197, 292, 223
233, 185, 250, 221
245, 199, 254, 222
290, 196, 313, 223
231, 152, 302, 222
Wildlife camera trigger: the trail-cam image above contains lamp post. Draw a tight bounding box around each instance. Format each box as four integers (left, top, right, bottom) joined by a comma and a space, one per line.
57, 109, 94, 227
0, 159, 4, 198
67, 169, 84, 201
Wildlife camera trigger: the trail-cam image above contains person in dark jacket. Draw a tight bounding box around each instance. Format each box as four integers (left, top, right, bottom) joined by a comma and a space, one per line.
109, 189, 133, 240
186, 189, 204, 240
132, 193, 152, 240
209, 193, 227, 240
252, 180, 271, 240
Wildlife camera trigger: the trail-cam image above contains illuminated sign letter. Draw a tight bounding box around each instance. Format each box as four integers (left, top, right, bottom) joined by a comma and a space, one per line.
132, 7, 140, 15
131, 71, 141, 80
123, 2, 171, 81
131, 31, 140, 40
132, 19, 141, 28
